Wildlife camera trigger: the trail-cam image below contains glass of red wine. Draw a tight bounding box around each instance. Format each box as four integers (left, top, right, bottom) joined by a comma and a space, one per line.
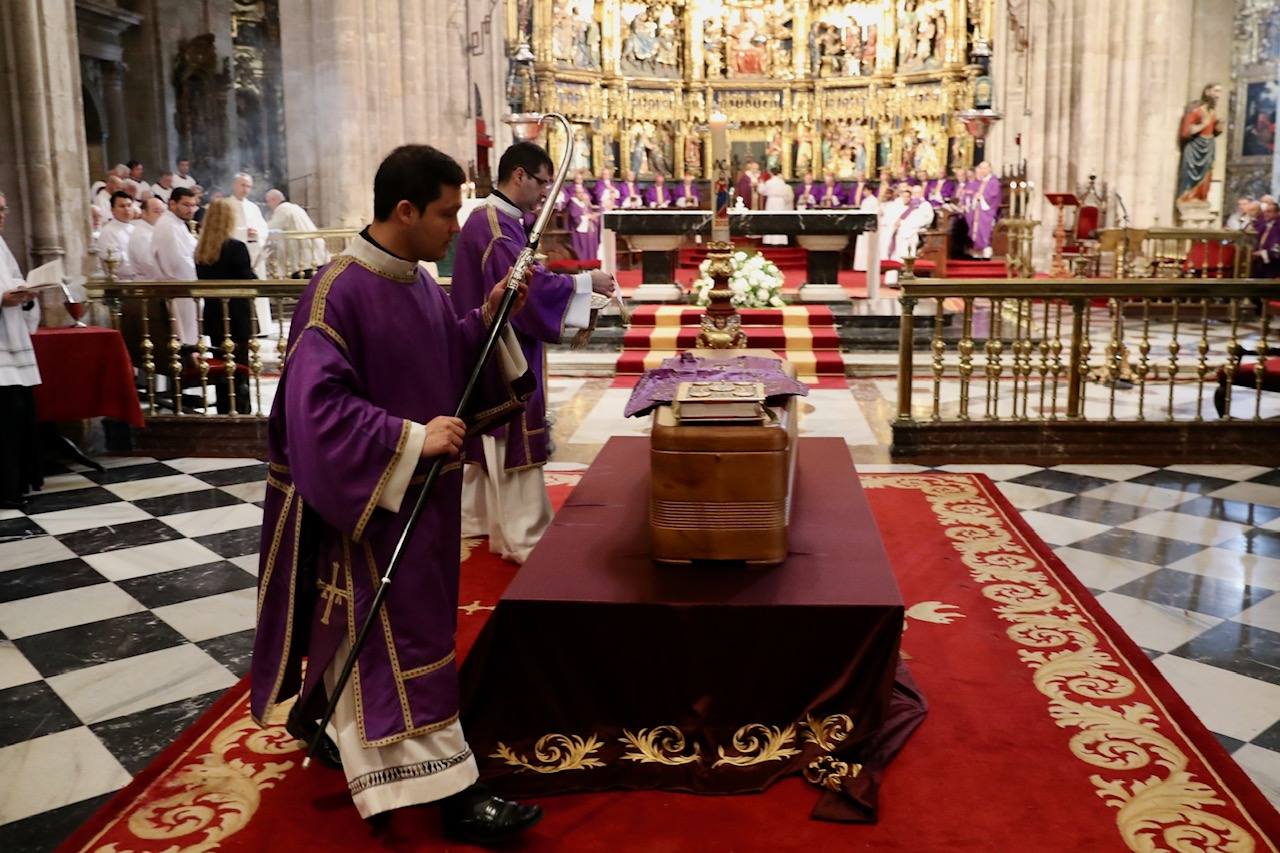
60, 282, 88, 327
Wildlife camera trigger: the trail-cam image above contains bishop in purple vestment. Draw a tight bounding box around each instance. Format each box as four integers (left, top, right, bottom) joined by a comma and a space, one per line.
645, 174, 672, 208
735, 161, 761, 208
969, 162, 1002, 258
619, 170, 644, 209
567, 185, 600, 261
451, 142, 614, 564
673, 174, 701, 208
818, 173, 846, 208
795, 172, 819, 209
594, 172, 621, 210
251, 145, 544, 842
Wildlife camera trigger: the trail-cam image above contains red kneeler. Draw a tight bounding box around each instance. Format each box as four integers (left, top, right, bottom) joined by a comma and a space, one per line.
1215, 356, 1280, 417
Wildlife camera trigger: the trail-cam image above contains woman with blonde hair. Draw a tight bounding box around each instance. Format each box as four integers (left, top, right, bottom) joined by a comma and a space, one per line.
194, 197, 254, 413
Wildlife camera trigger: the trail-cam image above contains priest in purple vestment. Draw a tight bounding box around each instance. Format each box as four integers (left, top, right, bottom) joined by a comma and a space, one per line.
645, 173, 672, 208
594, 170, 622, 210
619, 170, 644, 209
251, 145, 546, 844
735, 160, 761, 209
847, 174, 874, 209
1253, 201, 1280, 278
795, 172, 819, 209
818, 171, 846, 208
452, 142, 615, 564
567, 184, 600, 261
969, 161, 1002, 258
673, 172, 701, 208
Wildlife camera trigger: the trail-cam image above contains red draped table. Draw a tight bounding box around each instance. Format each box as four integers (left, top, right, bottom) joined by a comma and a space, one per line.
460, 436, 925, 821
30, 327, 144, 428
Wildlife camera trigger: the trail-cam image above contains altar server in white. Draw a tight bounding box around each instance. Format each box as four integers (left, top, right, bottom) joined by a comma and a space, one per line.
760, 172, 793, 246
150, 187, 200, 344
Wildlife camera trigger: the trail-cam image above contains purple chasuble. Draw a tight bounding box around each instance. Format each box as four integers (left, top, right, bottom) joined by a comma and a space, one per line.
645, 184, 671, 208
620, 182, 643, 208
594, 180, 620, 210
1254, 218, 1280, 277
970, 176, 1002, 251
251, 235, 533, 745
735, 173, 758, 208
848, 182, 872, 208
567, 197, 600, 261
819, 183, 844, 207
673, 182, 700, 208
961, 180, 980, 228
795, 183, 818, 208
452, 198, 575, 472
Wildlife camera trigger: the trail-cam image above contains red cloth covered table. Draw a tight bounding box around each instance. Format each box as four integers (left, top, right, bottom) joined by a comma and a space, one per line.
30, 327, 145, 428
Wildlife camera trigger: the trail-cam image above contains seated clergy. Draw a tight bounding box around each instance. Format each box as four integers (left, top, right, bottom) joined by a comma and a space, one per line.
646, 174, 672, 209
673, 173, 700, 208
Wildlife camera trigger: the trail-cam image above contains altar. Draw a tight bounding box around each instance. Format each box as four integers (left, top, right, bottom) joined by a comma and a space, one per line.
459, 436, 926, 820
731, 210, 881, 301
603, 209, 714, 301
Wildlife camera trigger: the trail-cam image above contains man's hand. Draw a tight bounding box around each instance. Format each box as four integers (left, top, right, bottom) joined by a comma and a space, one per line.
247, 227, 258, 241
1, 288, 32, 307
589, 270, 616, 296
486, 266, 531, 323
421, 416, 465, 458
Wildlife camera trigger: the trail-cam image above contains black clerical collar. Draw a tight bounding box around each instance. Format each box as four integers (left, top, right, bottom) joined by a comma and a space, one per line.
490, 189, 522, 213
359, 225, 411, 262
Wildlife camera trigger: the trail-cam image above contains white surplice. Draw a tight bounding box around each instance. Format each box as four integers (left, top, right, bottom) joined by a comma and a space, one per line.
266, 201, 328, 276
0, 239, 40, 387
95, 218, 134, 277
127, 221, 158, 280
853, 194, 881, 271
761, 175, 793, 246
149, 211, 199, 345
231, 196, 272, 331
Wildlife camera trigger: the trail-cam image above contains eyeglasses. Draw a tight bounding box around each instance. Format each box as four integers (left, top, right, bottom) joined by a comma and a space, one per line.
524, 171, 552, 188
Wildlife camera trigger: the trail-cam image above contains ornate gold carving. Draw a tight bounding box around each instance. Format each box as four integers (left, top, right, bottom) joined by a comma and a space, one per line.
619, 726, 703, 765
713, 723, 800, 768
800, 713, 854, 752
491, 734, 606, 773
861, 474, 1260, 850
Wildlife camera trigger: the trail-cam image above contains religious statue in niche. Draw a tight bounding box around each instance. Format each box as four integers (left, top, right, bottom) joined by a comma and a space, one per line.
794, 123, 815, 175
823, 122, 872, 179
1176, 83, 1224, 203
572, 125, 593, 174
765, 130, 785, 174
553, 0, 600, 69
901, 120, 944, 176
809, 1, 880, 78
721, 2, 792, 78
620, 2, 681, 78
704, 16, 726, 78
897, 0, 946, 72
685, 135, 704, 176
629, 120, 673, 176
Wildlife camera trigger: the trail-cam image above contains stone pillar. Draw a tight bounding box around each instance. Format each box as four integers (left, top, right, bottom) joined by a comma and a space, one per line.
280, 0, 476, 227
102, 61, 131, 166
0, 0, 91, 284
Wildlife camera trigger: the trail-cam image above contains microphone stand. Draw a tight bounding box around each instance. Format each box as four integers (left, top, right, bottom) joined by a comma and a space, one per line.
302, 113, 576, 769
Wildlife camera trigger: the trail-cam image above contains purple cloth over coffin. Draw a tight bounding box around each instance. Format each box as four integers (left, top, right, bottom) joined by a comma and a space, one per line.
624, 353, 810, 418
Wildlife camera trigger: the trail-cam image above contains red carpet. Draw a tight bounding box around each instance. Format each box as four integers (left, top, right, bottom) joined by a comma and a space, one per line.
62, 473, 1280, 852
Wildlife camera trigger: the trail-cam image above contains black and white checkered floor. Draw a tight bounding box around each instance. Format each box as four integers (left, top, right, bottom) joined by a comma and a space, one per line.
1, 454, 1278, 851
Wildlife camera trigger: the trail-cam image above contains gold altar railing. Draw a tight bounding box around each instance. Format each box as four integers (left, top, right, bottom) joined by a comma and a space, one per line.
892, 276, 1280, 463
87, 279, 308, 422
264, 228, 358, 279
1095, 227, 1256, 279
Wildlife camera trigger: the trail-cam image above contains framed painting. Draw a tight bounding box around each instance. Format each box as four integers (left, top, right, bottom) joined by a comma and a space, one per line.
1234, 73, 1277, 162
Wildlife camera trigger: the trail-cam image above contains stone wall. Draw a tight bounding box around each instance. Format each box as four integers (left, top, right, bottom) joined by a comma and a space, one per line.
987, 0, 1234, 264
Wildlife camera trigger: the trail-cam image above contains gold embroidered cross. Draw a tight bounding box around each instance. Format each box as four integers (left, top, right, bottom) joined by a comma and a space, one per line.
458, 600, 495, 616
318, 561, 351, 625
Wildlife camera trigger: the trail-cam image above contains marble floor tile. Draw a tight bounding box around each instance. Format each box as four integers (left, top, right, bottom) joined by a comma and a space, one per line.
193, 527, 261, 560
1071, 528, 1208, 567
82, 538, 226, 582
796, 389, 878, 444
102, 474, 214, 502
992, 482, 1074, 511
1168, 620, 1280, 686
190, 463, 268, 487
1110, 568, 1269, 621
1174, 496, 1280, 527
27, 502, 151, 536
133, 488, 245, 518
0, 516, 44, 540
1254, 718, 1280, 753
86, 462, 181, 486
0, 680, 82, 748
89, 689, 225, 775
0, 641, 41, 692
0, 583, 144, 640
55, 519, 183, 557
1010, 469, 1117, 495
0, 559, 106, 603
0, 536, 77, 573
15, 610, 185, 679
1094, 592, 1224, 653
163, 457, 263, 474
1167, 547, 1280, 593
565, 388, 651, 445
1236, 594, 1280, 633
1053, 547, 1160, 592
1209, 481, 1280, 510
228, 554, 259, 575
118, 561, 257, 609
1165, 464, 1274, 481
1016, 511, 1113, 547
92, 456, 159, 470
152, 588, 256, 642
1051, 463, 1159, 481
1079, 480, 1196, 510
46, 644, 237, 726
0, 791, 111, 852
197, 628, 256, 678
0, 727, 131, 824
1250, 469, 1280, 488
1119, 510, 1253, 547
1230, 744, 1280, 811
1035, 495, 1155, 526
21, 487, 122, 516
159, 503, 263, 538
1152, 655, 1280, 742
35, 473, 98, 494
936, 464, 1050, 480
219, 480, 267, 504
1218, 529, 1280, 561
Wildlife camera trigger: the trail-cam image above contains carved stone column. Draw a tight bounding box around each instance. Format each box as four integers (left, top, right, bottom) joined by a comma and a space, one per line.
102, 61, 131, 166
0, 0, 91, 284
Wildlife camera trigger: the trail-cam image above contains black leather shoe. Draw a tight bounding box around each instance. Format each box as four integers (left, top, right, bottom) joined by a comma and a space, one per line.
441, 783, 542, 846
285, 704, 343, 770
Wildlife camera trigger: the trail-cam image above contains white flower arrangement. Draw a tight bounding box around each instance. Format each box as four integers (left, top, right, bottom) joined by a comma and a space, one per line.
691, 250, 786, 309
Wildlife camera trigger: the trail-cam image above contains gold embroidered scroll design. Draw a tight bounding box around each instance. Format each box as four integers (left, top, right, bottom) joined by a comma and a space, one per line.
860, 473, 1262, 853
99, 701, 302, 853
804, 753, 863, 791
491, 734, 606, 774
619, 726, 702, 765
713, 723, 801, 768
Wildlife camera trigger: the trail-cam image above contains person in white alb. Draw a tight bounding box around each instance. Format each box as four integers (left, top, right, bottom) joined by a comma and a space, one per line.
760, 172, 793, 246
264, 189, 327, 277
149, 187, 200, 344
151, 172, 175, 204
0, 190, 42, 509
229, 173, 272, 332
171, 159, 197, 190
127, 197, 166, 280
126, 161, 150, 199
96, 192, 135, 277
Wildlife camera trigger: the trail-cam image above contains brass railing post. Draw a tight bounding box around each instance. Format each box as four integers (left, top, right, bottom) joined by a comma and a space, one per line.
1065, 298, 1086, 419
896, 294, 918, 424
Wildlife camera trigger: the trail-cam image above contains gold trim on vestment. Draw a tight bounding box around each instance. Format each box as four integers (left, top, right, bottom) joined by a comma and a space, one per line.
353, 419, 412, 543
254, 486, 302, 728
860, 473, 1270, 852
400, 650, 457, 681
285, 257, 355, 365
